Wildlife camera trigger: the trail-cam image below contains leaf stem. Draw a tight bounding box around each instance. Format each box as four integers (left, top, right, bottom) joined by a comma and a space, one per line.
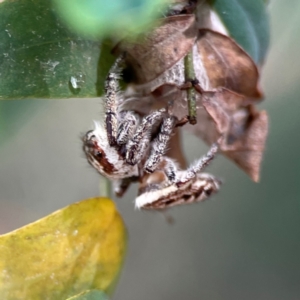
99, 177, 112, 198
184, 50, 197, 125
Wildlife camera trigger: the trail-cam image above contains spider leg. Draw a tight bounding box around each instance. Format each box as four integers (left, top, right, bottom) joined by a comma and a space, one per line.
145, 115, 177, 173
161, 157, 179, 182
126, 108, 167, 165
104, 54, 125, 146
113, 176, 138, 197
117, 110, 139, 145
177, 142, 219, 186
158, 140, 219, 186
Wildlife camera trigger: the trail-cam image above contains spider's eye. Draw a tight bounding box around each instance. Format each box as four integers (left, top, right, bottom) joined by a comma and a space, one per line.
83, 131, 96, 145
95, 151, 103, 158
88, 134, 96, 142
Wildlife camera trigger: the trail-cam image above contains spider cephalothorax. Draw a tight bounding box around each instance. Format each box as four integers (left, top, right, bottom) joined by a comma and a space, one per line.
83, 54, 221, 209
83, 123, 139, 179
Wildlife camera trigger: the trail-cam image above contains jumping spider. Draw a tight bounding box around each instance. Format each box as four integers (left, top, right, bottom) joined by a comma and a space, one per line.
83, 54, 221, 209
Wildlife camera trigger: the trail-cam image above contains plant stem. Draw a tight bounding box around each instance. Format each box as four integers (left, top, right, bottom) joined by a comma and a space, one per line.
184, 50, 197, 125
99, 177, 112, 198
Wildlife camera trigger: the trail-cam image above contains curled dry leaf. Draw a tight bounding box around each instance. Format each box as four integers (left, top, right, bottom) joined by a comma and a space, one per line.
114, 9, 267, 181
196, 29, 262, 98
116, 15, 261, 100
193, 89, 268, 181
224, 108, 268, 182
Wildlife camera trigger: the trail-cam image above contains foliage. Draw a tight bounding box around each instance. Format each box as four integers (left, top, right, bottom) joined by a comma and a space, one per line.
0, 198, 126, 299
0, 0, 270, 298
210, 0, 270, 64
0, 0, 269, 99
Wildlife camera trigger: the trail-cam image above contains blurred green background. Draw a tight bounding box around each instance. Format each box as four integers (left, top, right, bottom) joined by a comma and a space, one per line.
0, 1, 300, 299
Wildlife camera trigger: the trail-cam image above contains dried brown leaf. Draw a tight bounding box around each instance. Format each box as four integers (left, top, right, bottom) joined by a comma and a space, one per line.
119, 86, 268, 181
114, 13, 267, 181
196, 29, 262, 98
222, 108, 268, 182
165, 129, 187, 169
113, 14, 198, 84
198, 89, 268, 181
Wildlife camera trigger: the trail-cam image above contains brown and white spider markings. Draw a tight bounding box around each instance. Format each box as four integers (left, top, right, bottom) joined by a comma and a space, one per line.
83, 54, 221, 209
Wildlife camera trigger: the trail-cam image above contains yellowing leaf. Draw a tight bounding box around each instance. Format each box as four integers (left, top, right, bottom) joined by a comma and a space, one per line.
66, 289, 108, 300
0, 197, 126, 300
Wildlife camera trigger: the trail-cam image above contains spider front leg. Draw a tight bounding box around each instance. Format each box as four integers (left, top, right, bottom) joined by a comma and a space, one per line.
177, 142, 219, 185
104, 54, 125, 146
145, 115, 178, 173
116, 110, 139, 145
126, 108, 168, 165
162, 141, 220, 185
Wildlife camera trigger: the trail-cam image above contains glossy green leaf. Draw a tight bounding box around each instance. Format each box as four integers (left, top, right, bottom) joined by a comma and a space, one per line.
0, 198, 127, 300
66, 290, 109, 300
0, 0, 270, 100
0, 0, 115, 99
53, 0, 168, 39
210, 0, 270, 64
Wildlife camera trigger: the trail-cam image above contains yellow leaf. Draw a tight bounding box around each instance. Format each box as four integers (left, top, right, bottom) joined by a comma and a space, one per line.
66, 289, 108, 300
0, 197, 126, 300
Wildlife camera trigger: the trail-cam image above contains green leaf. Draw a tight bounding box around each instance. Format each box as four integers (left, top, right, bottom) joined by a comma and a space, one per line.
66, 289, 109, 300
0, 0, 115, 99
210, 0, 270, 64
0, 198, 127, 300
53, 0, 168, 39
0, 0, 270, 100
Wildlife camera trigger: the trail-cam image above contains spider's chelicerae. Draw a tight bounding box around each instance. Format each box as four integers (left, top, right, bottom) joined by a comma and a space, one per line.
83, 54, 221, 209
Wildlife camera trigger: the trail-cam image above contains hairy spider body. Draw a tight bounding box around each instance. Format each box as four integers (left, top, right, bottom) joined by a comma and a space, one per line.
83, 54, 178, 181
83, 54, 221, 209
